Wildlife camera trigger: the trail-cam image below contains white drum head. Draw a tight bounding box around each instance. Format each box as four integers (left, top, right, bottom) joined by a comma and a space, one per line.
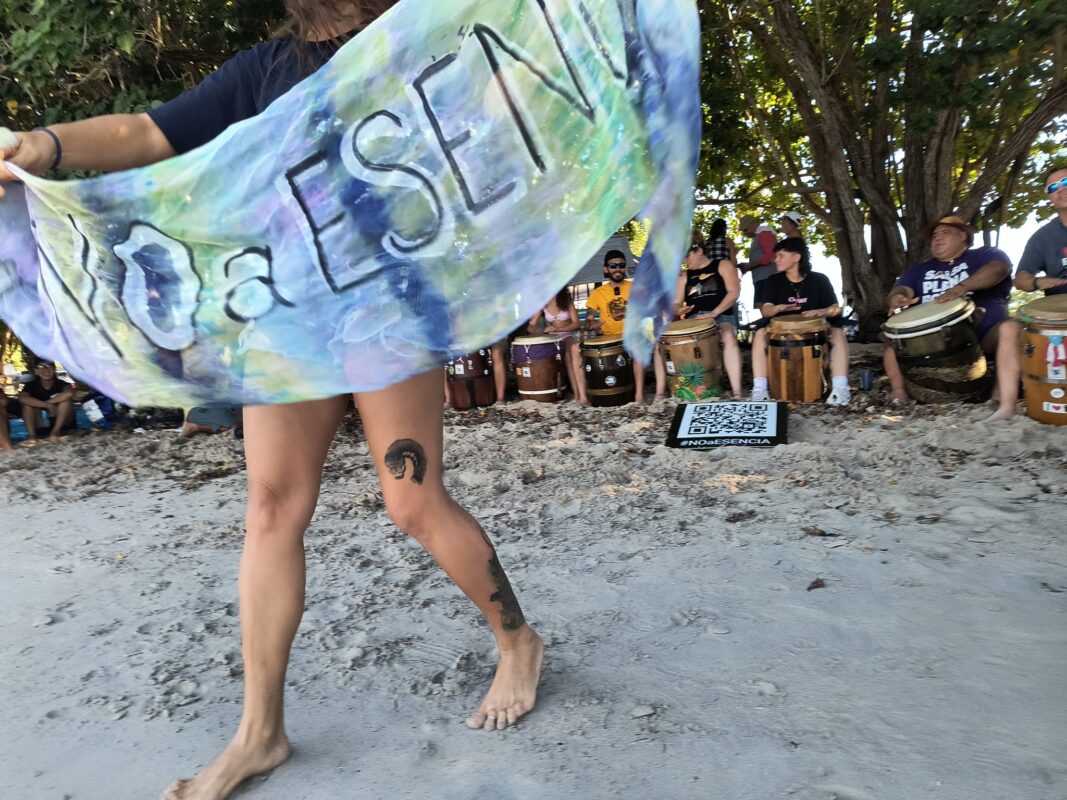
512, 335, 560, 346
884, 297, 974, 334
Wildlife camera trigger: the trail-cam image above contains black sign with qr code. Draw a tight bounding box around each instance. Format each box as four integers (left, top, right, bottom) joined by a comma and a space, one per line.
665, 402, 789, 449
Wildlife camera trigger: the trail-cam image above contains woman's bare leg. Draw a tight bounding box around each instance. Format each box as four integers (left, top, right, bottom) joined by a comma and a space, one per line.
829, 327, 849, 378
751, 328, 769, 380
355, 369, 543, 731
491, 342, 508, 403
720, 323, 742, 397
565, 339, 588, 404
166, 397, 348, 800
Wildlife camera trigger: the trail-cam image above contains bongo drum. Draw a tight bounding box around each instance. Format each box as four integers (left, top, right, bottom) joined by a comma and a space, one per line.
1018, 295, 1067, 425
767, 317, 829, 403
446, 349, 495, 410
581, 335, 634, 407
511, 335, 560, 403
658, 319, 722, 401
881, 298, 991, 403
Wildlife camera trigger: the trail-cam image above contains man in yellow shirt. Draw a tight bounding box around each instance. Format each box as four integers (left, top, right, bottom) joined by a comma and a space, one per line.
585, 250, 666, 402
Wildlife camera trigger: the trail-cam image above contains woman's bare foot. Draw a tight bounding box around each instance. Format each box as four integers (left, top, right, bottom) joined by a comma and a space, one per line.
467, 625, 544, 731
986, 406, 1015, 422
163, 733, 292, 800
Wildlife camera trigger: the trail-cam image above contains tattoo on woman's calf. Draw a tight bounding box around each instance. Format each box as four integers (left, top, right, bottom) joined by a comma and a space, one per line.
481, 527, 525, 631
384, 439, 427, 484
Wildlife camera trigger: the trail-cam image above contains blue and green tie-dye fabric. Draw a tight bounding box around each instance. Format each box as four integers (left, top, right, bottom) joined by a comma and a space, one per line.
0, 0, 700, 407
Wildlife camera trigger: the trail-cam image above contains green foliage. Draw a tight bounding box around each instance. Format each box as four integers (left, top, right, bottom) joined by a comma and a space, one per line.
1, 0, 286, 128
694, 0, 1067, 266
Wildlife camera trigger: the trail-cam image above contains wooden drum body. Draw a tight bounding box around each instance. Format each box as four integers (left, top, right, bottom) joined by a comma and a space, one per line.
767, 317, 829, 403
882, 298, 991, 404
511, 335, 560, 403
1018, 296, 1067, 425
446, 349, 495, 410
581, 335, 634, 407
659, 319, 722, 401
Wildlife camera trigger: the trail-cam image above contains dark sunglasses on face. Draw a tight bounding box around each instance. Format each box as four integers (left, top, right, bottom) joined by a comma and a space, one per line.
606, 262, 626, 269
1048, 179, 1067, 193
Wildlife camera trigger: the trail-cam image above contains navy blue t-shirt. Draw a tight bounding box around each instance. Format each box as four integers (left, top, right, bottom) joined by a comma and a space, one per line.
894, 246, 1012, 337
147, 35, 350, 155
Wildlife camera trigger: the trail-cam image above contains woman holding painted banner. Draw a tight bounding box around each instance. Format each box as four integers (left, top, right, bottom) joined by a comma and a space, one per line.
0, 2, 543, 799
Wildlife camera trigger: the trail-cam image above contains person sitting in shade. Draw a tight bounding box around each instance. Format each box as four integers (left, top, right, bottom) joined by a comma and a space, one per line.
182, 407, 241, 438
528, 287, 588, 405
1014, 165, 1067, 296
884, 215, 1020, 421
674, 242, 743, 398
19, 359, 75, 443
585, 250, 666, 403
749, 238, 851, 406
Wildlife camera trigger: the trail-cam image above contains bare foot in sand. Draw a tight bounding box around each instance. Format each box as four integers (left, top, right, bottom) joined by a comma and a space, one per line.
985, 406, 1015, 422
889, 388, 910, 404
163, 734, 291, 800
467, 625, 544, 731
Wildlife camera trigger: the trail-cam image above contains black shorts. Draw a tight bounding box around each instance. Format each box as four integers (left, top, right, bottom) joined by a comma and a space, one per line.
4, 396, 20, 417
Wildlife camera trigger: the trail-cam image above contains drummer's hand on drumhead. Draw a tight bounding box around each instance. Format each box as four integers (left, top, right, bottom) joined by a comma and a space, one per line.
775, 304, 801, 316
801, 309, 825, 319
934, 284, 969, 304
675, 302, 694, 319
0, 129, 53, 198
887, 295, 918, 314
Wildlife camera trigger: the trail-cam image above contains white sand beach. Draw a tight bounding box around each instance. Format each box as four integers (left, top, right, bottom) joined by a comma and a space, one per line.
2, 391, 1066, 799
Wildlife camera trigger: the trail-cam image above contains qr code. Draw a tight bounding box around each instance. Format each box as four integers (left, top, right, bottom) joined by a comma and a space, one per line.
684, 403, 775, 437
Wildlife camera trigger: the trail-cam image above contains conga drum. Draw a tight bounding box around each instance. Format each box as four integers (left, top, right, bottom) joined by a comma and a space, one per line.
511, 335, 560, 403
659, 319, 722, 401
1018, 295, 1067, 425
581, 335, 634, 406
881, 298, 991, 404
767, 317, 829, 403
446, 349, 495, 410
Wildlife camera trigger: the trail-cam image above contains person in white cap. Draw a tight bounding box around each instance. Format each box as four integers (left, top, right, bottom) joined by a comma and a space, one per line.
780, 211, 803, 239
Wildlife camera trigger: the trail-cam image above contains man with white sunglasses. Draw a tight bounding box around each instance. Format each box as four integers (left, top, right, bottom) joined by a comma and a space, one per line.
1015, 165, 1067, 296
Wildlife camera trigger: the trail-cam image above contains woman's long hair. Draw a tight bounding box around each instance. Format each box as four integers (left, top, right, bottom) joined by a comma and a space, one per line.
277, 1, 399, 42
709, 218, 727, 241
275, 1, 400, 75
773, 237, 812, 277
554, 287, 575, 312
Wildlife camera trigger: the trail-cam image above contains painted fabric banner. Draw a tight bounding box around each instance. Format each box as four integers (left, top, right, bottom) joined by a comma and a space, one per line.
0, 0, 700, 407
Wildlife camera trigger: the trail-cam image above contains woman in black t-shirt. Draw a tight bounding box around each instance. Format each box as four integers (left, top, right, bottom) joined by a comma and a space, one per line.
674, 243, 743, 397
0, 2, 542, 797
749, 238, 852, 406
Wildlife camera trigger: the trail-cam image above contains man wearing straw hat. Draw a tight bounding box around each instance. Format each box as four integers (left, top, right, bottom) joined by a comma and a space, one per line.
883, 215, 1021, 420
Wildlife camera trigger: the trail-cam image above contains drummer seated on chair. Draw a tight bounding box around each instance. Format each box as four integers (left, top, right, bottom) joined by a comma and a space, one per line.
749, 238, 851, 406
585, 250, 666, 403
674, 242, 743, 398
884, 215, 1020, 420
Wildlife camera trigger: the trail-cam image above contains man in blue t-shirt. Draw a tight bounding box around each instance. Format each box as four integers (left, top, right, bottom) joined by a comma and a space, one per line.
1014, 165, 1067, 296
883, 215, 1021, 420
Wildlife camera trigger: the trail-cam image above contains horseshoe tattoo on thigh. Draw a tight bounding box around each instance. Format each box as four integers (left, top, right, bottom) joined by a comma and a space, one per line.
384, 439, 428, 485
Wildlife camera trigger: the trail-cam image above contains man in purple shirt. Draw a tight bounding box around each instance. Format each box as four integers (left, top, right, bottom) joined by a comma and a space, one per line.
883, 215, 1021, 420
